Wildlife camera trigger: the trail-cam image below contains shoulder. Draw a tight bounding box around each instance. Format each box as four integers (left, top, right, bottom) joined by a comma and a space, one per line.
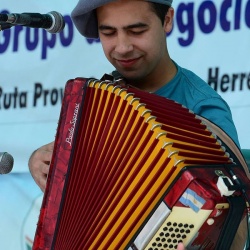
176, 65, 231, 110
157, 62, 225, 111
177, 64, 220, 99
159, 63, 240, 146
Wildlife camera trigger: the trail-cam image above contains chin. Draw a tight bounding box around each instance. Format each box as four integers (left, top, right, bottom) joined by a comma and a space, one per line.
119, 71, 145, 81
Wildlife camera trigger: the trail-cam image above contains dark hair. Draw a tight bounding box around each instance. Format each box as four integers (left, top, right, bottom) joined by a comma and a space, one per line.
149, 3, 170, 25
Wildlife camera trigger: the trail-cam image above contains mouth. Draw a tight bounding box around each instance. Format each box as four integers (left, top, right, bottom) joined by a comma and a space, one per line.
116, 57, 141, 68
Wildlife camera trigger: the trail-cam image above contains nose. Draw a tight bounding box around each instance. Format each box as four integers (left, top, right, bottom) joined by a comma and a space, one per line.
114, 32, 133, 55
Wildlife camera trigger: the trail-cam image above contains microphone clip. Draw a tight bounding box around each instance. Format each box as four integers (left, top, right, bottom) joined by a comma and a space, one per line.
0, 22, 14, 31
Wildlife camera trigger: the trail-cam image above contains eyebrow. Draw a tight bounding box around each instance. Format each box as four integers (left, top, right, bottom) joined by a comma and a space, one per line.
99, 22, 149, 31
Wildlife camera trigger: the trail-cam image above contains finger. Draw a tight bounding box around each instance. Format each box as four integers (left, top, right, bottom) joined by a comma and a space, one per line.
177, 242, 186, 250
47, 141, 55, 150
40, 162, 50, 175
41, 141, 55, 152
36, 173, 47, 192
30, 165, 48, 192
28, 146, 53, 168
39, 150, 53, 163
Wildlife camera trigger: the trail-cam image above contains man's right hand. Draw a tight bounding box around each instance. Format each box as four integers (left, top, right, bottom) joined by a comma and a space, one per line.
28, 141, 54, 192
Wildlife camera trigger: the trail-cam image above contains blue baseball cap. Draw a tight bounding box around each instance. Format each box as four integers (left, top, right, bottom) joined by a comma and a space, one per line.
71, 0, 173, 38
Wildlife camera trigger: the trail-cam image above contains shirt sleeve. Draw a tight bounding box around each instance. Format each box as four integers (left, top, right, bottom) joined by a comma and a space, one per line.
192, 97, 241, 149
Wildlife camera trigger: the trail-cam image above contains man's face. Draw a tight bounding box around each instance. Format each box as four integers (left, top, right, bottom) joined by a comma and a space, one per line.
96, 0, 173, 84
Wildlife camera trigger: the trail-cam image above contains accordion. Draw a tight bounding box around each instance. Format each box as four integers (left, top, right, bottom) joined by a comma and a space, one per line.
33, 77, 250, 250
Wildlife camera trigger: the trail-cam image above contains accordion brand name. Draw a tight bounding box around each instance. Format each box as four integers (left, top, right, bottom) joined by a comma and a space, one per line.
66, 103, 80, 146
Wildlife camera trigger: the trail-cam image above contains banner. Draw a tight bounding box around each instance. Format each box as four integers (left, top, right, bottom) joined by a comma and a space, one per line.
0, 1, 249, 249
0, 173, 41, 250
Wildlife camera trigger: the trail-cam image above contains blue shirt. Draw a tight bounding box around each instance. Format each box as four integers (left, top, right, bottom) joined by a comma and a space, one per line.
154, 62, 240, 148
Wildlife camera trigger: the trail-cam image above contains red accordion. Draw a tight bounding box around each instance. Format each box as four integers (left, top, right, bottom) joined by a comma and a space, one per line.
33, 77, 250, 250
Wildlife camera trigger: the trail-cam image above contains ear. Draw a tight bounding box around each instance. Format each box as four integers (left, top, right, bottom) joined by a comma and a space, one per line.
163, 7, 174, 33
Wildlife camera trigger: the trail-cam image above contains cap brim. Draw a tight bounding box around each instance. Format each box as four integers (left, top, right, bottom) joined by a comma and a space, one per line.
71, 0, 115, 38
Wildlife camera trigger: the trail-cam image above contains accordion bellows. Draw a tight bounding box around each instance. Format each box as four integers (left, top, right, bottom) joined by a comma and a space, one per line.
32, 77, 249, 250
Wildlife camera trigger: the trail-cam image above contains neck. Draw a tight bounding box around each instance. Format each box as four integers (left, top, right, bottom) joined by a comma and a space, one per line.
126, 57, 177, 93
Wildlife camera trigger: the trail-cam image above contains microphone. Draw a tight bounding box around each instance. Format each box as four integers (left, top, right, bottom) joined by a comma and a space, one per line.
0, 152, 14, 174
0, 11, 65, 33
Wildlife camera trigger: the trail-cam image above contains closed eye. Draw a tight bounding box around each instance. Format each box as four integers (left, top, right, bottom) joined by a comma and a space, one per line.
99, 25, 116, 36
100, 31, 116, 36
126, 23, 148, 35
99, 22, 149, 36
129, 28, 147, 35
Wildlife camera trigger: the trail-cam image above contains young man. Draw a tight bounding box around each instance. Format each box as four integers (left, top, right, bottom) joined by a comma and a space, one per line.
28, 0, 246, 249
